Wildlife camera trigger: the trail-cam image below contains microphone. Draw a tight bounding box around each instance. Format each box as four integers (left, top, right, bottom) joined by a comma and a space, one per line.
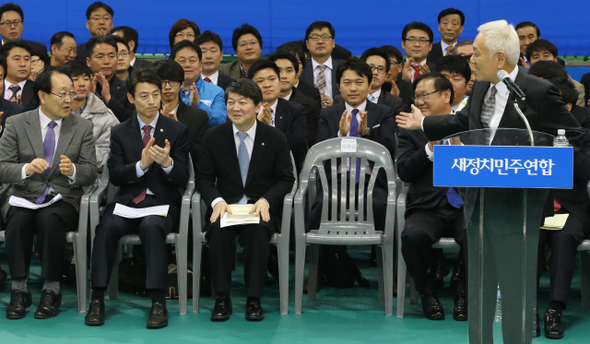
497, 70, 526, 102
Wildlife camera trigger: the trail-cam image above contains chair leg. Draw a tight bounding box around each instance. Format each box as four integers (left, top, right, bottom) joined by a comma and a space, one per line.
74, 234, 87, 313
192, 237, 203, 313
409, 276, 419, 304
581, 250, 590, 307
109, 241, 124, 300
176, 240, 188, 315
396, 242, 407, 318
383, 243, 394, 316
307, 244, 320, 301
376, 246, 384, 302
294, 238, 307, 315
277, 240, 289, 315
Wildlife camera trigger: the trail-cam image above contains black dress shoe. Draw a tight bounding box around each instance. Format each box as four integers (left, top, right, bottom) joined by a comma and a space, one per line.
6, 290, 32, 319
420, 290, 445, 320
34, 290, 62, 319
147, 301, 168, 329
85, 300, 105, 326
211, 295, 232, 321
245, 297, 264, 321
429, 261, 450, 290
544, 308, 564, 339
453, 290, 467, 321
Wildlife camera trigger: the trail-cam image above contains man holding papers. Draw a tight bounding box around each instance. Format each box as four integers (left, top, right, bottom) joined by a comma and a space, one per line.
86, 69, 190, 329
0, 70, 97, 319
197, 79, 294, 322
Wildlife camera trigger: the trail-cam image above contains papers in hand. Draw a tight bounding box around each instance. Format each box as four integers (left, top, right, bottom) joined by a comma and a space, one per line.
220, 204, 260, 228
9, 194, 63, 210
542, 214, 568, 230
113, 203, 170, 219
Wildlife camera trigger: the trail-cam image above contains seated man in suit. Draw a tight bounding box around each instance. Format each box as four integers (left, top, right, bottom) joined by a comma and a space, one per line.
247, 59, 308, 172
49, 32, 77, 68
401, 22, 436, 83
170, 40, 227, 127
152, 59, 209, 169
280, 42, 322, 104
111, 26, 153, 72
397, 73, 467, 321
76, 2, 114, 62
437, 55, 471, 113
427, 8, 465, 65
86, 35, 134, 122
515, 21, 539, 68
197, 79, 295, 322
218, 24, 262, 80
0, 69, 97, 319
195, 31, 235, 90
0, 3, 47, 53
0, 41, 38, 110
452, 40, 476, 96
381, 45, 413, 109
85, 69, 190, 329
268, 49, 320, 147
0, 56, 24, 138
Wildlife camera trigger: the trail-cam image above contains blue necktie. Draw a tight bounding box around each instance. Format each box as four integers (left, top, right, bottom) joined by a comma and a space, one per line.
35, 121, 57, 204
237, 132, 249, 204
442, 139, 463, 208
350, 109, 361, 184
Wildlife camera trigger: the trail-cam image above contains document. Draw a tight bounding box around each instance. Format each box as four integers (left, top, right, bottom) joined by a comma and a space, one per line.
220, 204, 260, 228
113, 203, 170, 219
542, 214, 569, 230
9, 194, 63, 210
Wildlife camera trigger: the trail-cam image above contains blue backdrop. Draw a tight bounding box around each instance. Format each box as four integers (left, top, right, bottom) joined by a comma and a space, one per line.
17, 0, 590, 56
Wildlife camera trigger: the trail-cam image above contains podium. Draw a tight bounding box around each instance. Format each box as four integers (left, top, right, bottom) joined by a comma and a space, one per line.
433, 128, 573, 344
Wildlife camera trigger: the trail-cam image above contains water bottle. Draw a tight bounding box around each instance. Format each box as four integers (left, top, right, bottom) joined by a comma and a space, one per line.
494, 284, 502, 322
553, 129, 570, 147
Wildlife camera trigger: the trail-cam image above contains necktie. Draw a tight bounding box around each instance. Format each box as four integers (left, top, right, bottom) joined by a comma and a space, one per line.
447, 187, 463, 208
203, 77, 212, 83
316, 65, 327, 100
132, 125, 153, 204
350, 109, 361, 184
411, 65, 421, 80
35, 121, 57, 204
480, 86, 497, 144
367, 94, 376, 103
270, 108, 275, 126
9, 85, 21, 101
237, 132, 249, 204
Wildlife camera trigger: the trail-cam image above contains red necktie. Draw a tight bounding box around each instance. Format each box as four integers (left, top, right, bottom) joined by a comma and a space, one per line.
132, 125, 152, 204
204, 77, 212, 83
412, 65, 421, 80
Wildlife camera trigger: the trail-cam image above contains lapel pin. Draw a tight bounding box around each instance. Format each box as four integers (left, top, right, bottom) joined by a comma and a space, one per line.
160, 129, 164, 132
279, 116, 283, 119
261, 142, 265, 146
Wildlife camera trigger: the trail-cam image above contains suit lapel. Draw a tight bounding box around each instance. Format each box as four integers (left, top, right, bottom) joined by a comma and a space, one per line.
275, 99, 285, 131
222, 124, 243, 185
130, 116, 145, 160
245, 122, 267, 186
24, 110, 44, 159
365, 101, 379, 128
48, 114, 75, 176
21, 81, 34, 109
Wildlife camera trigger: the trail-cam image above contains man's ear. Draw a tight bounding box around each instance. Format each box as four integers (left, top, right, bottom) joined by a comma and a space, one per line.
127, 92, 135, 105
566, 103, 573, 112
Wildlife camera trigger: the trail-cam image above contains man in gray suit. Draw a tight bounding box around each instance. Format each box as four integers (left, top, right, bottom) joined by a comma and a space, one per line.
0, 69, 97, 320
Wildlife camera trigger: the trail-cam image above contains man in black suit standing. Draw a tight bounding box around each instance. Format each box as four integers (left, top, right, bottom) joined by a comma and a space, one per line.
111, 26, 153, 72
0, 41, 38, 110
197, 79, 294, 322
427, 8, 465, 65
195, 31, 235, 91
401, 22, 437, 83
77, 2, 114, 63
0, 57, 24, 138
0, 3, 47, 53
85, 69, 190, 329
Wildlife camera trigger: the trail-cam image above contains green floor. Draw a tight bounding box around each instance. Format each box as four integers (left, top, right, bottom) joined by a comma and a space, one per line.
0, 247, 588, 344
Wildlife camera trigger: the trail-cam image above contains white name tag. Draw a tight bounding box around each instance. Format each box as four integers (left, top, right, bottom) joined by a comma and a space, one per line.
341, 138, 357, 152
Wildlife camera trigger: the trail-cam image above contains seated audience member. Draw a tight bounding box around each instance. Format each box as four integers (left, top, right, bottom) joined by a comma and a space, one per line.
77, 2, 114, 62
436, 55, 471, 112
0, 56, 24, 138
111, 35, 131, 81
281, 42, 322, 104
0, 3, 47, 52
381, 45, 413, 108
526, 39, 585, 106
50, 32, 77, 67
580, 72, 590, 106
515, 21, 565, 68
268, 49, 320, 146
0, 69, 97, 320
0, 41, 38, 110
548, 77, 590, 129
152, 59, 209, 169
276, 40, 352, 61
247, 59, 308, 172
401, 22, 436, 83
196, 79, 295, 322
219, 24, 262, 80
427, 8, 465, 64
86, 69, 190, 329
85, 35, 134, 121
452, 40, 475, 96
194, 30, 235, 90
111, 25, 152, 72
170, 40, 226, 127
168, 19, 200, 50
397, 72, 467, 321
300, 21, 344, 107
28, 45, 49, 82
60, 60, 119, 169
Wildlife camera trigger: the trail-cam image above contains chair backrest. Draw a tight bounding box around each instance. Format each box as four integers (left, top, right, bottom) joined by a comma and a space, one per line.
298, 137, 396, 235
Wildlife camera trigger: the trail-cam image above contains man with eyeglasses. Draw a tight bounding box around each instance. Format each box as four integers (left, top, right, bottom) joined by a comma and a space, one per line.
0, 3, 47, 53
0, 69, 97, 320
381, 45, 413, 110
427, 8, 465, 65
111, 26, 153, 73
401, 22, 437, 83
112, 36, 131, 81
0, 41, 38, 110
195, 31, 235, 91
219, 24, 262, 80
77, 2, 114, 63
50, 32, 77, 68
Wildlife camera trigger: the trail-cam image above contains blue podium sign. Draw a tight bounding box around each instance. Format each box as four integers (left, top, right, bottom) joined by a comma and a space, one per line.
433, 145, 573, 188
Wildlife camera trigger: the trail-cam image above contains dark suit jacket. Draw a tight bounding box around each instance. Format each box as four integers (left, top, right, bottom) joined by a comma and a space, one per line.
175, 101, 209, 170
76, 42, 88, 63
218, 61, 245, 80
572, 105, 590, 130
97, 75, 134, 122
276, 40, 352, 60
0, 98, 24, 138
2, 80, 38, 110
296, 80, 322, 104
275, 98, 308, 172
289, 86, 320, 146
427, 42, 444, 65
334, 91, 403, 132
217, 74, 235, 90
108, 114, 190, 211
300, 58, 343, 99
382, 78, 414, 110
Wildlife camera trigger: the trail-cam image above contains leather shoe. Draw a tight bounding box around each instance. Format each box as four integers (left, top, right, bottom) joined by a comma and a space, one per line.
429, 261, 450, 290
420, 290, 445, 320
544, 308, 564, 339
85, 300, 105, 326
453, 289, 467, 321
6, 290, 32, 319
34, 290, 62, 319
245, 297, 264, 321
146, 301, 168, 329
211, 294, 232, 321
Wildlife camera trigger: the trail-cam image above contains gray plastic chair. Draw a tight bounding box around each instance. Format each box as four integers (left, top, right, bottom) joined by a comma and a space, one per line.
89, 159, 194, 315
293, 137, 396, 316
191, 154, 297, 315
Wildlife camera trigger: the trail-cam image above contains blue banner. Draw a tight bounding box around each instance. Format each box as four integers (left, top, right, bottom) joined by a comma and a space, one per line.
433, 146, 573, 189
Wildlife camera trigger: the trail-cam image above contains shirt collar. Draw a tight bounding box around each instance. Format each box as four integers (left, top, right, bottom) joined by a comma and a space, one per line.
283, 88, 293, 100
137, 112, 160, 128
312, 56, 333, 70
232, 119, 257, 140
369, 89, 381, 102
130, 56, 137, 67
203, 71, 219, 84
39, 108, 63, 128
345, 100, 367, 114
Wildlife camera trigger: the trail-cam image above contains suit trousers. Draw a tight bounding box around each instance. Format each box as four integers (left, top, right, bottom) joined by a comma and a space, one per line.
5, 200, 78, 281
91, 196, 176, 290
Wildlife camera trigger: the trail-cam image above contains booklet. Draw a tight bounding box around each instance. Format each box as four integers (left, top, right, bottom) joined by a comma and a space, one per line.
542, 213, 569, 230
113, 203, 170, 219
9, 194, 63, 210
220, 204, 260, 228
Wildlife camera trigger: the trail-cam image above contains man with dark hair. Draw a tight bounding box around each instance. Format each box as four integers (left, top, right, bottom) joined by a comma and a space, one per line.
397, 72, 467, 321
428, 8, 465, 64
152, 59, 209, 169
452, 40, 476, 96
197, 78, 294, 322
280, 42, 322, 104
300, 21, 343, 108
381, 45, 413, 108
218, 24, 262, 80
86, 69, 190, 329
111, 25, 152, 72
0, 41, 38, 110
50, 32, 77, 67
401, 22, 436, 83
170, 40, 226, 127
195, 30, 234, 90
111, 35, 131, 81
0, 3, 47, 52
515, 21, 540, 67
436, 55, 471, 112
76, 2, 114, 62
0, 56, 23, 137
0, 69, 97, 319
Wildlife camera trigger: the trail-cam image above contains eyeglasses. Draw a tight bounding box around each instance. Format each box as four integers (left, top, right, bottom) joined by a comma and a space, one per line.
118, 51, 129, 57
389, 60, 401, 66
369, 65, 386, 74
51, 92, 77, 100
405, 37, 431, 45
162, 80, 180, 88
413, 90, 440, 102
237, 40, 259, 48
0, 20, 23, 27
89, 16, 112, 22
308, 35, 332, 41
175, 32, 195, 39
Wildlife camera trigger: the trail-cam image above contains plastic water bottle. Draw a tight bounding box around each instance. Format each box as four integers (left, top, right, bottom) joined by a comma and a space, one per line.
494, 284, 502, 322
553, 129, 570, 147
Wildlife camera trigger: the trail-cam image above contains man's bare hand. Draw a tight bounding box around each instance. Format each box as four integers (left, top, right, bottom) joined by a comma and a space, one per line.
396, 104, 424, 130
447, 45, 454, 56
519, 56, 530, 68
211, 201, 231, 223
390, 81, 400, 96
249, 199, 270, 222
140, 137, 155, 170
161, 103, 178, 121
321, 93, 333, 107
59, 155, 74, 176
419, 63, 431, 75
25, 158, 50, 176
257, 102, 272, 124
401, 57, 414, 81
359, 110, 369, 136
339, 110, 351, 136
95, 72, 112, 103
190, 83, 200, 107
149, 139, 172, 168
